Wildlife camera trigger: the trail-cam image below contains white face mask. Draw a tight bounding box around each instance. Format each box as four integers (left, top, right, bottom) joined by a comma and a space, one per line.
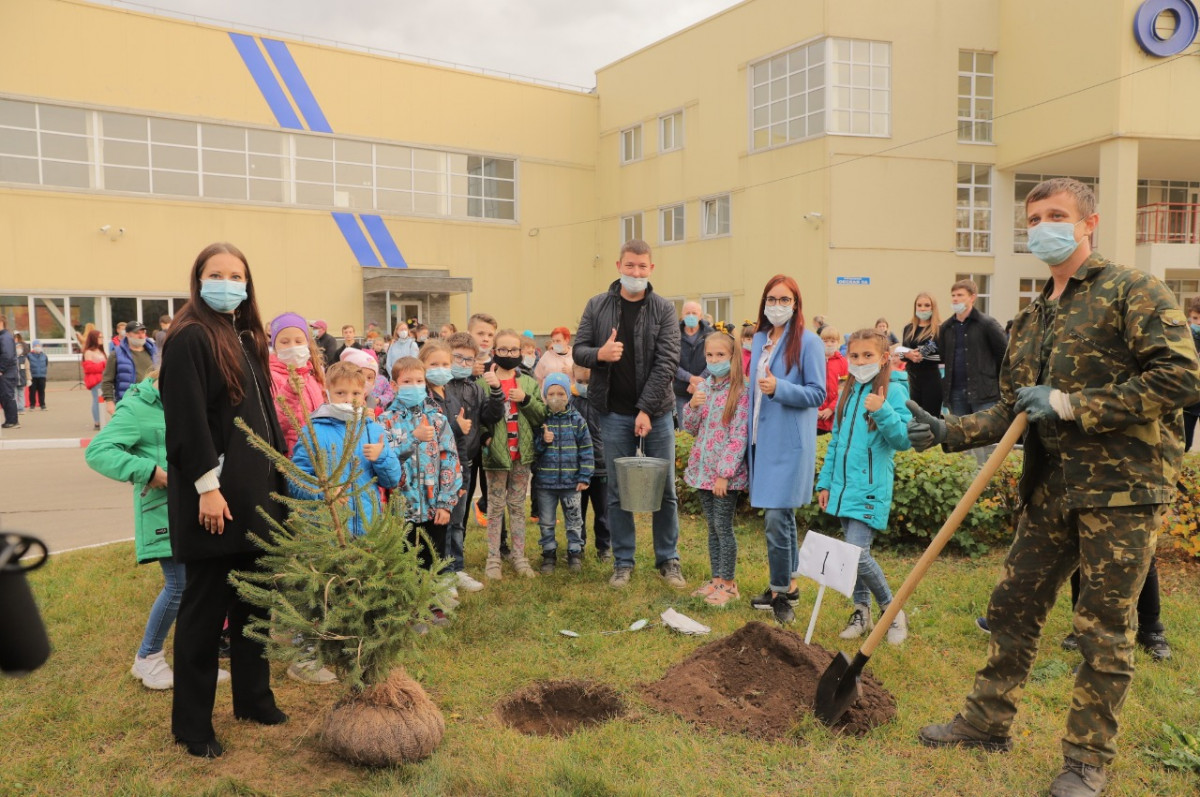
764, 305, 793, 327
552, 343, 567, 355
849, 362, 881, 384
328, 402, 363, 422
398, 330, 409, 339
522, 354, 536, 368
915, 310, 932, 321
951, 302, 968, 315
824, 343, 838, 356
277, 345, 311, 366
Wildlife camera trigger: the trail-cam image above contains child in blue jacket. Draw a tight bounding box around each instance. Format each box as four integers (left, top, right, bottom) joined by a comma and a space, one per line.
290, 361, 403, 538
816, 329, 912, 646
533, 372, 593, 573
27, 339, 49, 410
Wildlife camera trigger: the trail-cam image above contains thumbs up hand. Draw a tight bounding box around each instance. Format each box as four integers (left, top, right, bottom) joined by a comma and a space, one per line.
363, 432, 386, 462
599, 328, 624, 362
689, 388, 707, 408
456, 407, 472, 435
414, 415, 434, 442
543, 426, 555, 444
508, 384, 526, 403
482, 363, 501, 389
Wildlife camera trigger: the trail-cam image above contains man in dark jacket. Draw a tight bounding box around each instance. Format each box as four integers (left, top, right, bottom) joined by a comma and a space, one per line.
573, 239, 684, 590
309, 319, 340, 368
939, 279, 1008, 417
674, 300, 712, 424
0, 315, 19, 428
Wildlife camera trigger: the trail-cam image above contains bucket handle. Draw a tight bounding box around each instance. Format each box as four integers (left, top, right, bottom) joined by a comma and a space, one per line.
637, 435, 645, 458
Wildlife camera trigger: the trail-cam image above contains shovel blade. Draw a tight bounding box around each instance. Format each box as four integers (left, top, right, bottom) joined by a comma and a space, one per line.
814, 650, 868, 726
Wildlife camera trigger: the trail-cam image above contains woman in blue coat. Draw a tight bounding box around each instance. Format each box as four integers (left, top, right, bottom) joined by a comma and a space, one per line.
745, 275, 826, 623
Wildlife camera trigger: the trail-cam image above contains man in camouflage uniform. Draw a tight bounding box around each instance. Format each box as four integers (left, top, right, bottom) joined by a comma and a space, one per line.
907, 178, 1200, 797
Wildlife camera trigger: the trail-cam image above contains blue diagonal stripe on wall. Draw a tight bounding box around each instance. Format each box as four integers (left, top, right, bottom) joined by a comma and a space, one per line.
228, 33, 304, 130
331, 212, 381, 267
359, 215, 409, 269
259, 38, 333, 134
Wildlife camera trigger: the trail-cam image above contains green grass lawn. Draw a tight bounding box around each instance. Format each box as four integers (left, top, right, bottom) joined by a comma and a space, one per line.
3, 513, 1198, 796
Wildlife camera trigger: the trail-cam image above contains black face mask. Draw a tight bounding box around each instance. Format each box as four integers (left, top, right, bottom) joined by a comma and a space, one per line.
493, 354, 522, 371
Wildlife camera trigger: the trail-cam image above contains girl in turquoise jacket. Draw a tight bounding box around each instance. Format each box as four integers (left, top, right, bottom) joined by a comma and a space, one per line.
816, 329, 912, 646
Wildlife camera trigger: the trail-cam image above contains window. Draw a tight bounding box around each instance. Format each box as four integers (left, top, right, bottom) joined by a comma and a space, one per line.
956, 163, 992, 254
621, 212, 643, 244
1017, 278, 1047, 311
1013, 173, 1098, 252
750, 39, 826, 150
1165, 278, 1200, 309
955, 273, 991, 315
659, 111, 683, 152
620, 125, 642, 164
958, 51, 994, 144
701, 194, 731, 238
666, 296, 686, 318
660, 204, 685, 244
460, 155, 516, 220
702, 295, 732, 324
829, 39, 891, 137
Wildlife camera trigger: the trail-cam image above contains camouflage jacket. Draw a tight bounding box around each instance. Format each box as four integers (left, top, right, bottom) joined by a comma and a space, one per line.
944, 252, 1200, 509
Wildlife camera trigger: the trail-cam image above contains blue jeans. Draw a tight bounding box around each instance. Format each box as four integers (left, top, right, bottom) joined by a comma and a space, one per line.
138, 557, 186, 658
445, 476, 469, 572
90, 384, 101, 424
764, 508, 799, 594
601, 412, 680, 570
535, 487, 583, 553
947, 387, 996, 417
840, 517, 893, 609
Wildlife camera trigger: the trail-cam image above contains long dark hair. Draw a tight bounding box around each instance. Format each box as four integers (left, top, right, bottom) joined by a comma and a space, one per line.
165, 242, 269, 404
755, 274, 806, 372
83, 329, 104, 353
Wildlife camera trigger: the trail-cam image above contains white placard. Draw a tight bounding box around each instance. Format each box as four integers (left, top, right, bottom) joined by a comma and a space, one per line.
796, 530, 862, 599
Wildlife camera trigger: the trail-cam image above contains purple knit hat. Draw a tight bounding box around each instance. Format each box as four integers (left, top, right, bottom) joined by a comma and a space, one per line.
269, 312, 309, 347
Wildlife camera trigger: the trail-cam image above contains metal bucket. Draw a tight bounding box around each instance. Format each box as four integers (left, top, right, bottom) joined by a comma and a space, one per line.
614, 438, 671, 513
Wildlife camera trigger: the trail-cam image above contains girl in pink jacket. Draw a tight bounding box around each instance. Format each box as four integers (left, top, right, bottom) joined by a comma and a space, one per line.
268, 312, 326, 456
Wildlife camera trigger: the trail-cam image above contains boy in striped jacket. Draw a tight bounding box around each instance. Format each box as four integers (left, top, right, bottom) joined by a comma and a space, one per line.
533, 372, 594, 574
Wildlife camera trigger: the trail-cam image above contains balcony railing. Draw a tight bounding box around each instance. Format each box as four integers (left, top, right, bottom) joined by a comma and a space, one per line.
1137, 202, 1200, 244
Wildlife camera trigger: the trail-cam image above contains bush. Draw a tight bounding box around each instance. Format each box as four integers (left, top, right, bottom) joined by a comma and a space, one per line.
1163, 453, 1200, 558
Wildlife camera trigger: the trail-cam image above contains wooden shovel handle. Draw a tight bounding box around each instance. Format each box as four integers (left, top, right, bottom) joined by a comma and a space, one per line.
859, 412, 1028, 658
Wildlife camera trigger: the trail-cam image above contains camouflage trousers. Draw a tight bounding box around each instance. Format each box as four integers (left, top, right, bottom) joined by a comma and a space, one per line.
962, 472, 1160, 766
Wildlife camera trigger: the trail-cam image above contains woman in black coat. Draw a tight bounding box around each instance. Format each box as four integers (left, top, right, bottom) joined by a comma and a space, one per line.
899, 291, 944, 417
160, 242, 288, 758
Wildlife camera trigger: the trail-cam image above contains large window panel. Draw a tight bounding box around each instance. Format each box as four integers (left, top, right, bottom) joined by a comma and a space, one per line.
152, 169, 199, 197
39, 105, 86, 135
151, 117, 196, 146
0, 128, 37, 156
751, 38, 826, 150
33, 296, 67, 340
104, 165, 150, 193
0, 296, 31, 338
958, 51, 994, 144
41, 132, 88, 162
0, 157, 38, 183
43, 160, 89, 188
0, 99, 35, 127
956, 163, 992, 254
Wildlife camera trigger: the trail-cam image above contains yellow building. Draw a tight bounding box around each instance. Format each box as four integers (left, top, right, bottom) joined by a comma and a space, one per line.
4, 0, 1200, 373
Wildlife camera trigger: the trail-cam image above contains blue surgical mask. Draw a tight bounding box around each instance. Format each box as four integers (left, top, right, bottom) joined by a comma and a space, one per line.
200, 279, 247, 313
707, 360, 731, 377
915, 310, 932, 321
425, 367, 453, 386
1191, 324, 1200, 334
575, 383, 588, 398
683, 314, 699, 328
396, 385, 427, 408
620, 275, 648, 294
1028, 220, 1083, 266
951, 302, 967, 315
450, 364, 474, 380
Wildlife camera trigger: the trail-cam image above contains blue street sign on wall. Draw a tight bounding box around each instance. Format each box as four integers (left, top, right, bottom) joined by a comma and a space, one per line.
835, 276, 871, 286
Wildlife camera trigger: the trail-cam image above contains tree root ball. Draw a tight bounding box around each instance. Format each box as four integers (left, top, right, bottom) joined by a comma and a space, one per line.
497, 679, 626, 737
320, 668, 445, 766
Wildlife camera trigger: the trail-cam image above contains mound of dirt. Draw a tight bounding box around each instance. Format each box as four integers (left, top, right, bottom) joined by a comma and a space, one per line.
641, 621, 896, 737
497, 680, 626, 737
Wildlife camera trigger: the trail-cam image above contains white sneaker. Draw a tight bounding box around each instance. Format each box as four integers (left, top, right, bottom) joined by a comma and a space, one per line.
456, 570, 484, 592
287, 660, 337, 685
886, 609, 909, 645
216, 668, 231, 685
839, 604, 873, 640
131, 651, 174, 690
439, 590, 461, 611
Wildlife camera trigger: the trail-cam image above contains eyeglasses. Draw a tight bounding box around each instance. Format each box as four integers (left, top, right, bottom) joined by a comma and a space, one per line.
494, 347, 520, 356
764, 296, 795, 307
452, 354, 476, 365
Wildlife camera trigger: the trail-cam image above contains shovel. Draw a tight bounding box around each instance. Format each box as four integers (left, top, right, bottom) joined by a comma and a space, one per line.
814, 412, 1028, 726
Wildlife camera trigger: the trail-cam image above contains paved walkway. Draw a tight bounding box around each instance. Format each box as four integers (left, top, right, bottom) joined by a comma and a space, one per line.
1, 380, 105, 448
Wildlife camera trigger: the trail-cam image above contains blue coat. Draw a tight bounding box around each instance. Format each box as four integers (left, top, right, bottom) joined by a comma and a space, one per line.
533, 407, 594, 489
746, 325, 826, 508
816, 370, 912, 530
289, 407, 402, 538
27, 350, 49, 379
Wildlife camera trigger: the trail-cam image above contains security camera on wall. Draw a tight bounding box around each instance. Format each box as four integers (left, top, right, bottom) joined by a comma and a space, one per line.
98, 225, 111, 233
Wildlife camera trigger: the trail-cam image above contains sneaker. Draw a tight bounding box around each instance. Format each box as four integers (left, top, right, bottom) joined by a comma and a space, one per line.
567, 552, 582, 573
692, 580, 718, 598
917, 714, 1013, 752
886, 609, 908, 645
1049, 757, 1106, 797
131, 651, 174, 690
705, 583, 740, 607
456, 570, 484, 592
540, 552, 556, 574
975, 616, 991, 634
429, 607, 451, 628
474, 500, 488, 527
1061, 632, 1079, 651
512, 555, 537, 578
287, 660, 337, 685
750, 587, 800, 610
1, 422, 19, 429
659, 559, 687, 588
839, 605, 873, 640
438, 590, 460, 611
485, 555, 502, 580
771, 593, 795, 624
597, 548, 613, 563
609, 566, 633, 589
1137, 630, 1172, 661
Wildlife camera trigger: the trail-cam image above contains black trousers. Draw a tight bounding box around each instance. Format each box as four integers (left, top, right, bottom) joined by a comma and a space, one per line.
171, 553, 278, 743
468, 457, 508, 553
28, 377, 46, 408
1069, 555, 1163, 634
907, 365, 943, 417
579, 475, 610, 552
0, 371, 16, 424
1184, 412, 1197, 452
408, 521, 448, 572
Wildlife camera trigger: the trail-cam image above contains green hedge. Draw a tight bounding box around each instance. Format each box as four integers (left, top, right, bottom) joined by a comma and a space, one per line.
1164, 453, 1200, 559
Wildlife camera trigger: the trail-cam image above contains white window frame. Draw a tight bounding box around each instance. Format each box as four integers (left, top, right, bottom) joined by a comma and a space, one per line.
956, 163, 992, 255
828, 38, 891, 138
700, 194, 731, 239
658, 110, 683, 153
620, 124, 642, 164
748, 37, 827, 152
701, 294, 732, 325
1017, 277, 1047, 311
958, 51, 994, 145
955, 273, 992, 315
660, 203, 685, 244
620, 212, 643, 246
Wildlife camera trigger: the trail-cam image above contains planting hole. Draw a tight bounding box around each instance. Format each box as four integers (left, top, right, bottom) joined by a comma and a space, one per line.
497, 680, 625, 737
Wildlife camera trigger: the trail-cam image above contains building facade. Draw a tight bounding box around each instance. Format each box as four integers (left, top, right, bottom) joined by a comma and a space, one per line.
4, 0, 1200, 370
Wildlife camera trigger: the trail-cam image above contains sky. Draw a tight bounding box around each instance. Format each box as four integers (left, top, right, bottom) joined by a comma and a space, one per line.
109, 0, 744, 89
